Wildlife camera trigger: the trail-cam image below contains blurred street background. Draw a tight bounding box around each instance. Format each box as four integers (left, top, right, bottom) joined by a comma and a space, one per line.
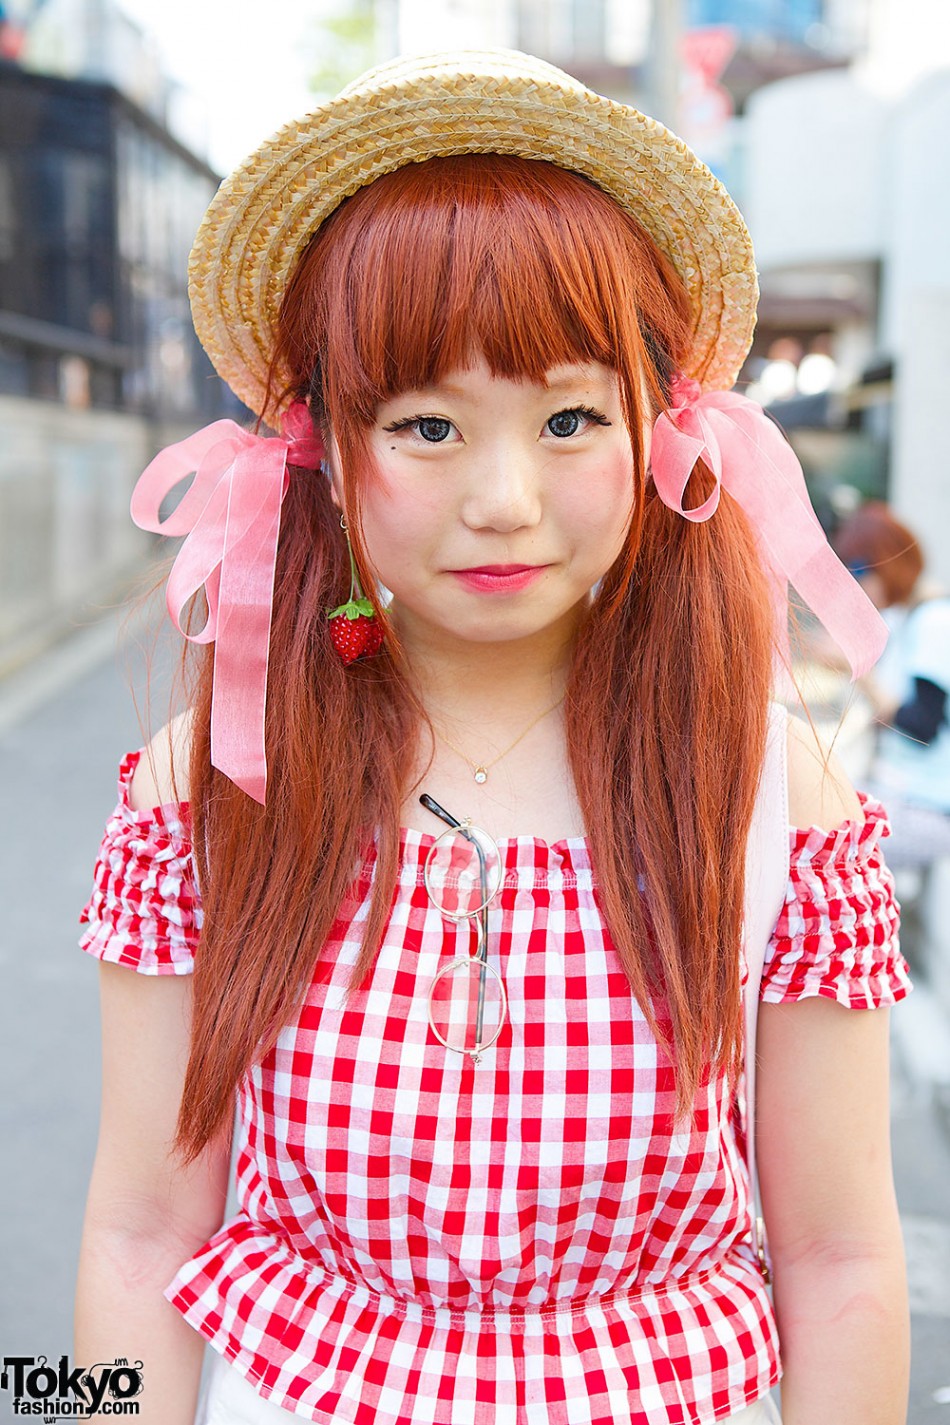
1, 0, 949, 1418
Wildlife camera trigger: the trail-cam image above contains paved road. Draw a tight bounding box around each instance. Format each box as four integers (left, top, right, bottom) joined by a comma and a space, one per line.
1, 607, 948, 1421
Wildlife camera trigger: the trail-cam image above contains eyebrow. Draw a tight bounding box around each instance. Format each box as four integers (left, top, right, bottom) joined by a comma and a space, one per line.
414, 379, 469, 398
543, 370, 609, 391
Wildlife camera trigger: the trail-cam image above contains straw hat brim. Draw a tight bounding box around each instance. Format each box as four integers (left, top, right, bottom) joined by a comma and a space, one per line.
188, 49, 759, 418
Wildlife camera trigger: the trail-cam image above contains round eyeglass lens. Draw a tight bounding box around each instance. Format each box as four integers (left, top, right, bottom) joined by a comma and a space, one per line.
428, 955, 507, 1057
424, 825, 502, 918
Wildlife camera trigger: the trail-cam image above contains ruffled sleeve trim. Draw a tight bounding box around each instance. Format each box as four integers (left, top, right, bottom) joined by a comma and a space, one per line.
760, 788, 912, 1009
785, 787, 891, 869
77, 749, 201, 975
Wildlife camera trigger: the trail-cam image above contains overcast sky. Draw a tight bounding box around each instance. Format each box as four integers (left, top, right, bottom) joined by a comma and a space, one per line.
115, 0, 331, 173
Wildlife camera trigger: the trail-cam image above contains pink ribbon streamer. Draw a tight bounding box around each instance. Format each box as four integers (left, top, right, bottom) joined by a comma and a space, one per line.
130, 402, 324, 805
650, 376, 889, 681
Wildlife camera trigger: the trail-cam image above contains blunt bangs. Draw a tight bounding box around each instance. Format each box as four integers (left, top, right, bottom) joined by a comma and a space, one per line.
309, 154, 656, 424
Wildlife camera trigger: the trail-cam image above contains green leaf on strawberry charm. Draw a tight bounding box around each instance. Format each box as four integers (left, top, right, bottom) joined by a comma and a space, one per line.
327, 597, 376, 620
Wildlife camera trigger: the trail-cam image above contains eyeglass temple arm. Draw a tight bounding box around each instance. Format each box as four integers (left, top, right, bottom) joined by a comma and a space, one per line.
420, 792, 492, 949
420, 794, 488, 868
419, 792, 464, 832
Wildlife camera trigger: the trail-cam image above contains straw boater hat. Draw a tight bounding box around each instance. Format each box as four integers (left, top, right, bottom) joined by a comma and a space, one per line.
188, 48, 759, 418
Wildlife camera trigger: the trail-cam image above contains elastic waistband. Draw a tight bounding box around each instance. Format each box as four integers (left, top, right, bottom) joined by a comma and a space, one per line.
271, 1232, 756, 1331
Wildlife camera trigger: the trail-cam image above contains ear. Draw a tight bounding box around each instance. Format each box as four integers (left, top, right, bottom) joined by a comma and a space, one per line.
324, 432, 344, 514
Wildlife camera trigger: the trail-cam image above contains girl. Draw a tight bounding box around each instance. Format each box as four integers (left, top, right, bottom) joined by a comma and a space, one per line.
74, 49, 911, 1425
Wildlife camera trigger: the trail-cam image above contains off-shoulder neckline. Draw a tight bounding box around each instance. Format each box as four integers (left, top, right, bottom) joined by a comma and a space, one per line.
114, 747, 890, 851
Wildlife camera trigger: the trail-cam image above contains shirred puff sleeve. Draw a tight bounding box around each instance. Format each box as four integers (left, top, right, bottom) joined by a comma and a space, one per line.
77, 748, 201, 975
761, 788, 912, 1007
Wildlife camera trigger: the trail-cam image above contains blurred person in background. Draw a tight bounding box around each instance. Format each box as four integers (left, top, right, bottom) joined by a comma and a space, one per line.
813, 501, 950, 869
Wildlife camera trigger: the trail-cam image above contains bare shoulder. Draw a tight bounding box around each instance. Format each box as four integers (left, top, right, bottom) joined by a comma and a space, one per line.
785, 710, 864, 830
128, 707, 194, 813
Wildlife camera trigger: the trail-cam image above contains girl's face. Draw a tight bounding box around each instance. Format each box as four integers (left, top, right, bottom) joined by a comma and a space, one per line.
329, 356, 647, 655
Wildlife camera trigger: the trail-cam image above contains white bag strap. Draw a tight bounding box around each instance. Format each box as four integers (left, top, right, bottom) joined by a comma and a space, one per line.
742, 699, 790, 1282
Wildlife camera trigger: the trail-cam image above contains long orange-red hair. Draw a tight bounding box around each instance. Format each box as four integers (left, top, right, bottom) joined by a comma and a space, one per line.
152, 154, 776, 1162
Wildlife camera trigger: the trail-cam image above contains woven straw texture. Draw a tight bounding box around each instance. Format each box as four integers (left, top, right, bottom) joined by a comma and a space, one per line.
188, 48, 759, 418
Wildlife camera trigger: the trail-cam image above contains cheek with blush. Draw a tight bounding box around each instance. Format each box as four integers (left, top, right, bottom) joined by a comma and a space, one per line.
548, 500, 630, 598
567, 450, 637, 550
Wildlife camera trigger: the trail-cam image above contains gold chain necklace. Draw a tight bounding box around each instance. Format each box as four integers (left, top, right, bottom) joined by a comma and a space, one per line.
434, 694, 566, 784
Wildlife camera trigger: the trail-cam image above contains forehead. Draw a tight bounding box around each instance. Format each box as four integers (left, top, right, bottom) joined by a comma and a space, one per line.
388, 360, 618, 401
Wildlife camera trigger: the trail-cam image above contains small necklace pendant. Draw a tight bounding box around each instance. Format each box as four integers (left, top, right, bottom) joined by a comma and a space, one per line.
473, 766, 488, 784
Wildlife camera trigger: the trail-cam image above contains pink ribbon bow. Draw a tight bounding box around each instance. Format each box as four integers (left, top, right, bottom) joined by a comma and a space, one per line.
650, 375, 888, 681
130, 401, 324, 805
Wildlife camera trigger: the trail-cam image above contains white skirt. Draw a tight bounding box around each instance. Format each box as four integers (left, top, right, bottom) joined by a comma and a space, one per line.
195, 1347, 783, 1424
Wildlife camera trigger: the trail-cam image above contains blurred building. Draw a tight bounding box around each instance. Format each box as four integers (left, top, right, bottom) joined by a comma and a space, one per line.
3, 0, 211, 153
381, 0, 868, 117
0, 64, 220, 417
0, 1, 228, 676
743, 0, 950, 590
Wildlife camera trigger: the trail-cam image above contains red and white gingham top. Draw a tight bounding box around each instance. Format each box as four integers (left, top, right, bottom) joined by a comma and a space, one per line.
78, 747, 910, 1425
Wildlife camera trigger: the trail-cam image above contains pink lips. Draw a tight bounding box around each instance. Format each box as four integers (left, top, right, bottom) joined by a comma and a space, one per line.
450, 564, 548, 593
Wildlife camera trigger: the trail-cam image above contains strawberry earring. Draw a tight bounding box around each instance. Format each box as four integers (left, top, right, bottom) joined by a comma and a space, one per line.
327, 512, 384, 665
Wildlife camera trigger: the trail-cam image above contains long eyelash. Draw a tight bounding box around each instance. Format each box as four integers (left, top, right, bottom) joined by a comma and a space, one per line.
381, 413, 436, 433
560, 404, 611, 426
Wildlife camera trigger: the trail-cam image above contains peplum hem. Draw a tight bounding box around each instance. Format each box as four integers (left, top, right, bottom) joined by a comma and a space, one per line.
164, 1217, 780, 1425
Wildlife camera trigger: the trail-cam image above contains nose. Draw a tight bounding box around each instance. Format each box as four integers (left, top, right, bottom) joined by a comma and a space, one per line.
459, 439, 544, 533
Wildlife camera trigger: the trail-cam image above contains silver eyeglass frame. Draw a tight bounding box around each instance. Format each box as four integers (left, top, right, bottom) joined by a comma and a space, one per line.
420, 793, 507, 1065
